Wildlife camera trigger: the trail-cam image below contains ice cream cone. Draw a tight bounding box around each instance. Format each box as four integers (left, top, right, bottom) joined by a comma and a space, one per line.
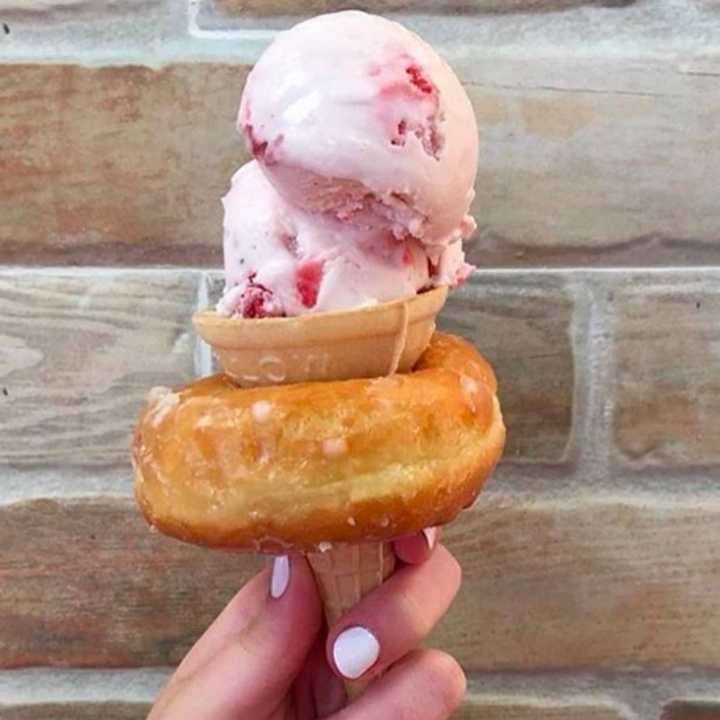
192, 286, 448, 700
192, 286, 447, 388
307, 542, 396, 699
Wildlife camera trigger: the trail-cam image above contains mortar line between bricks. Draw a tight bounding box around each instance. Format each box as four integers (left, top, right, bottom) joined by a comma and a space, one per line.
464, 688, 637, 720
1, 266, 720, 277
4, 667, 720, 714
180, 19, 720, 56
561, 275, 595, 480
0, 266, 208, 279
3, 36, 720, 66
485, 467, 720, 498
573, 275, 615, 486
465, 670, 720, 720
187, 0, 275, 43
194, 272, 213, 377
0, 467, 133, 505
0, 667, 171, 704
476, 489, 720, 511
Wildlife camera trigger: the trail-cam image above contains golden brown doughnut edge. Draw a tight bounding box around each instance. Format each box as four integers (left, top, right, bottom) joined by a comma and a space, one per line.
132, 333, 505, 554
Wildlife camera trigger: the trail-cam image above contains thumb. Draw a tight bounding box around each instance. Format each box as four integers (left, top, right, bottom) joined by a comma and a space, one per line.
154, 555, 323, 720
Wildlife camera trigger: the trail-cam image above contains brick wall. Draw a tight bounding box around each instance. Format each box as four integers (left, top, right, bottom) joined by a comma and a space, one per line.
1, 2, 719, 718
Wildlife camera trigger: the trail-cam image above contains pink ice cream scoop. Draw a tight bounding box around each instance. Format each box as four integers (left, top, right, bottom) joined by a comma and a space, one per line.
220, 10, 478, 318
218, 161, 433, 317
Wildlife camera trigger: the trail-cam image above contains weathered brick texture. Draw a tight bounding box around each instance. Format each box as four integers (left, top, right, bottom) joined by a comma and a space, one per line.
0, 272, 197, 467
2, 0, 720, 714
436, 497, 720, 672
3, 60, 720, 267
661, 701, 720, 720
611, 276, 720, 468
439, 274, 574, 464
0, 498, 263, 668
4, 494, 719, 671
463, 71, 720, 266
0, 64, 247, 266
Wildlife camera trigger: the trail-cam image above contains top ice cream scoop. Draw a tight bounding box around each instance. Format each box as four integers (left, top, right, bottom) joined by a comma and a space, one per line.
220, 10, 478, 318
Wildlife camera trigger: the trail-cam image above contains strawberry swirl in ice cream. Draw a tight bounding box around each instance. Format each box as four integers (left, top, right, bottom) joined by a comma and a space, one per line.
218, 10, 478, 319
219, 162, 434, 317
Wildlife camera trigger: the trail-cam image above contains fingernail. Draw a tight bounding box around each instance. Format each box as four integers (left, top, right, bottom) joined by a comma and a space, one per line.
422, 526, 438, 550
333, 626, 380, 679
270, 556, 290, 599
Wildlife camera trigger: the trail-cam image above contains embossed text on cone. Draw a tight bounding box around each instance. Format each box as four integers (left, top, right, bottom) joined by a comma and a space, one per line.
193, 286, 447, 387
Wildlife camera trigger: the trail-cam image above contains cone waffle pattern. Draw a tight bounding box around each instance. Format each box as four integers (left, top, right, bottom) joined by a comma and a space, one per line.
307, 542, 396, 699
307, 542, 396, 625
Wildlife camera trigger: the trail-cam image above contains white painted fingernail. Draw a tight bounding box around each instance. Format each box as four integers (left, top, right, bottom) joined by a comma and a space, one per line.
422, 526, 438, 550
271, 556, 290, 599
333, 626, 380, 679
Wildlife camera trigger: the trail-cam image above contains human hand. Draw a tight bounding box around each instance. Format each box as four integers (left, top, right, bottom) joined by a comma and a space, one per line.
149, 530, 465, 720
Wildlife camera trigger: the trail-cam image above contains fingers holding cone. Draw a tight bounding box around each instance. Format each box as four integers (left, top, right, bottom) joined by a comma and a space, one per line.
334, 649, 467, 720
149, 556, 323, 720
325, 541, 461, 686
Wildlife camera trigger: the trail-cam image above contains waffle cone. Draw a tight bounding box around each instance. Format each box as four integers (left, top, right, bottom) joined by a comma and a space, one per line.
307, 542, 396, 699
192, 286, 447, 387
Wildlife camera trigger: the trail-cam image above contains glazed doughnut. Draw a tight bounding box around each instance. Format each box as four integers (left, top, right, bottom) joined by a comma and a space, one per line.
133, 332, 505, 554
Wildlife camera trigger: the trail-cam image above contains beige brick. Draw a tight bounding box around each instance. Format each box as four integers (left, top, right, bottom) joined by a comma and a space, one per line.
662, 701, 720, 720
0, 64, 247, 266
457, 697, 630, 720
5, 495, 718, 670
0, 271, 197, 466
0, 498, 263, 667
2, 58, 719, 266
0, 703, 148, 720
611, 278, 720, 467
463, 62, 720, 266
439, 275, 574, 464
435, 497, 720, 671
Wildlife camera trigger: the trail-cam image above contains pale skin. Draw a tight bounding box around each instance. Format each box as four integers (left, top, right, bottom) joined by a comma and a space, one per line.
149, 531, 466, 720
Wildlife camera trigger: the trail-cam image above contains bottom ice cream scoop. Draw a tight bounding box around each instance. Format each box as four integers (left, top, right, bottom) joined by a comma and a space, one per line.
218, 162, 471, 318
